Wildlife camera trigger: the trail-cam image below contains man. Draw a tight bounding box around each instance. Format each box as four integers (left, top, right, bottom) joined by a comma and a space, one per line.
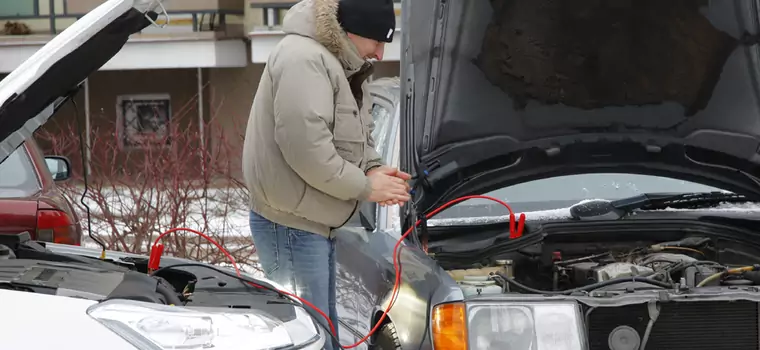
241, 0, 407, 348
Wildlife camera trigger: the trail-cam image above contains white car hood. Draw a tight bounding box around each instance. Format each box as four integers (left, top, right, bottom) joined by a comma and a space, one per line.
0, 289, 136, 350
0, 0, 164, 164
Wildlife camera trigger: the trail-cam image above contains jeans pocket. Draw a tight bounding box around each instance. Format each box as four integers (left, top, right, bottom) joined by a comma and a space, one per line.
287, 228, 314, 238
249, 212, 279, 276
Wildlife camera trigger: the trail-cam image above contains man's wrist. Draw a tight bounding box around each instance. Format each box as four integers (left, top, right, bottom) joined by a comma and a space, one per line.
365, 164, 383, 174
358, 176, 373, 200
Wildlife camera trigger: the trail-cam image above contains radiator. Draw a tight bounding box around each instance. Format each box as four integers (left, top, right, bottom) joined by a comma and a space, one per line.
586, 300, 759, 350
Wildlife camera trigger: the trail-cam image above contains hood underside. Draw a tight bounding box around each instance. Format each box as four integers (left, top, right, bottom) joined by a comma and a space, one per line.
402, 0, 760, 211
0, 0, 158, 164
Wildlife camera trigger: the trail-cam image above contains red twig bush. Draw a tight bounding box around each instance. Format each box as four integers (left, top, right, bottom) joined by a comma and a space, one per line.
35, 99, 258, 273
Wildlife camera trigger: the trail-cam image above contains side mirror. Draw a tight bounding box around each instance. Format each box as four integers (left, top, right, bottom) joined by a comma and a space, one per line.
45, 156, 72, 181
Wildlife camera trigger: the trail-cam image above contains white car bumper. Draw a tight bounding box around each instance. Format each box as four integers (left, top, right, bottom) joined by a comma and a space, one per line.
0, 289, 326, 350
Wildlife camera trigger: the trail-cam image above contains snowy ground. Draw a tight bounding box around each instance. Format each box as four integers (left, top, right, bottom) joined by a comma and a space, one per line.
70, 187, 251, 237
66, 186, 262, 275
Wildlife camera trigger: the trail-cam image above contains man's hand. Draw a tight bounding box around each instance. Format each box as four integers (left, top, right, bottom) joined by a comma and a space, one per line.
367, 166, 412, 206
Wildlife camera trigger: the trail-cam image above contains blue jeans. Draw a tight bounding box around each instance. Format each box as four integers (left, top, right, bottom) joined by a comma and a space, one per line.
249, 211, 338, 350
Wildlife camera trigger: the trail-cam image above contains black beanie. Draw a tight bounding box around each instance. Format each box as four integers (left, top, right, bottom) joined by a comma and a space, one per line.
337, 0, 396, 43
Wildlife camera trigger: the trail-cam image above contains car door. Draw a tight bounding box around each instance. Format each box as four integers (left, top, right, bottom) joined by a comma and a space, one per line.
333, 85, 401, 349
0, 143, 44, 235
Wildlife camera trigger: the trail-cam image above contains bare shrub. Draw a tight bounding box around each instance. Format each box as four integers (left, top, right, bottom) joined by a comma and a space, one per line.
35, 96, 258, 273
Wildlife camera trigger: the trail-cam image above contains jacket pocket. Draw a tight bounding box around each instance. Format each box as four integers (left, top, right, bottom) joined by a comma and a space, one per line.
295, 185, 357, 228
333, 104, 365, 165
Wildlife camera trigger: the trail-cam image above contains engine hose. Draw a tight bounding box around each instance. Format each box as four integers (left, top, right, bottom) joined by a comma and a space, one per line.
494, 273, 673, 295
696, 265, 757, 287
155, 277, 183, 305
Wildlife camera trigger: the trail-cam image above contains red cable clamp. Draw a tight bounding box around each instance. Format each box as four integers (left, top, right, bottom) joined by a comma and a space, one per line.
508, 213, 526, 239
148, 243, 164, 272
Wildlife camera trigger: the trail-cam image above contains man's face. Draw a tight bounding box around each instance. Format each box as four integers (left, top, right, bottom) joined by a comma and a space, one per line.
347, 33, 386, 61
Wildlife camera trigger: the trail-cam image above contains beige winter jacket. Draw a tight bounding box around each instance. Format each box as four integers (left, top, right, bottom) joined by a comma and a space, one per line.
242, 0, 384, 237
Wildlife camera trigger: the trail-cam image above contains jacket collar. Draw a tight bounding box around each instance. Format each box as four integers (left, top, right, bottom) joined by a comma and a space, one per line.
311, 0, 368, 75
282, 0, 371, 77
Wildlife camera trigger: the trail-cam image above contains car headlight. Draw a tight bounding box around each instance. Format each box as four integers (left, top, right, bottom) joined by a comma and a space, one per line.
432, 301, 585, 350
87, 299, 322, 350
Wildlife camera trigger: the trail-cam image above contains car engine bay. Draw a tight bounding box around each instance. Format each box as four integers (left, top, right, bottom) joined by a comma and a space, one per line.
433, 220, 760, 350
446, 236, 756, 295
444, 233, 760, 290
0, 232, 296, 320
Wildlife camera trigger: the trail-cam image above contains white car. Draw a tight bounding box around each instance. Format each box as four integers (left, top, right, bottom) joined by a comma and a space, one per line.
0, 1, 325, 349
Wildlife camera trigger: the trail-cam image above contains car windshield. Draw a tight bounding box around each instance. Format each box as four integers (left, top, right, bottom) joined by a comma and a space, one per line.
0, 145, 41, 198
433, 173, 725, 220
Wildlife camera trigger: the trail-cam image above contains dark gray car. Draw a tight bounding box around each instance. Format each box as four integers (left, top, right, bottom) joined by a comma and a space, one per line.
329, 1, 760, 350
0, 2, 326, 349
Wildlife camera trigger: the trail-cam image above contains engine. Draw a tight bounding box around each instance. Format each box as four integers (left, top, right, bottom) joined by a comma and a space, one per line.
443, 235, 760, 350
0, 232, 275, 310
557, 250, 726, 291
0, 247, 184, 305
444, 236, 760, 293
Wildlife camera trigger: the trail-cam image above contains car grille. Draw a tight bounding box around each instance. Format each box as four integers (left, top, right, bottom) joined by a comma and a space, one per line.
587, 300, 759, 350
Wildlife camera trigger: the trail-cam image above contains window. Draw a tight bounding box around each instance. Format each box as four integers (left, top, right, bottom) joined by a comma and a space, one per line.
116, 94, 172, 149
370, 103, 393, 156
0, 0, 35, 17
0, 145, 41, 198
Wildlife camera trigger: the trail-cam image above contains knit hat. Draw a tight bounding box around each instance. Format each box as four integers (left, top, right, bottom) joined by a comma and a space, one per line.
337, 0, 396, 43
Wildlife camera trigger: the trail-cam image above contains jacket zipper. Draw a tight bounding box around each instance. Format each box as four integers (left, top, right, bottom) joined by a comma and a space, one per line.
331, 62, 372, 237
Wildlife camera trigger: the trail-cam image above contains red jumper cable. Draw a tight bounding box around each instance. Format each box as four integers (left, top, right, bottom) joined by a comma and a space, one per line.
149, 195, 524, 349
148, 228, 338, 338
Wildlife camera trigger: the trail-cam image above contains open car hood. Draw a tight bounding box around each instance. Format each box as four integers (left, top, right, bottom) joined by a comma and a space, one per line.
0, 0, 163, 164
401, 0, 760, 213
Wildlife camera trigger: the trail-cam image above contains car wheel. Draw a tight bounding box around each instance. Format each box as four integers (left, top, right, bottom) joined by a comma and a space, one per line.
371, 323, 402, 350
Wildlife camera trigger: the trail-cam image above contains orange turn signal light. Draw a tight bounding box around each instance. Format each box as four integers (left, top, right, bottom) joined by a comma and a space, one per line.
432, 302, 467, 350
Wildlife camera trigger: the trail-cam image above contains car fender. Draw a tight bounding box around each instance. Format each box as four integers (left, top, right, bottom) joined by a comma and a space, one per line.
361, 228, 464, 350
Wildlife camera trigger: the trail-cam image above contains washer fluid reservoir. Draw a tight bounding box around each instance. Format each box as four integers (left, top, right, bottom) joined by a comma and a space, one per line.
459, 275, 502, 297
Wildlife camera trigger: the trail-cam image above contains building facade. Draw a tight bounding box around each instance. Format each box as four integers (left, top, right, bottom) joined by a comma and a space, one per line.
0, 0, 401, 178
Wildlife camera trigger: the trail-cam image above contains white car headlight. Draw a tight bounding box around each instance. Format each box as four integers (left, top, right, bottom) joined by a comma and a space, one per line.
87, 299, 322, 350
467, 302, 585, 350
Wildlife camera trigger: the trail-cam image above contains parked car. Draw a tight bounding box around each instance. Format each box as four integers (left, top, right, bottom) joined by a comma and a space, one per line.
0, 137, 82, 245
0, 1, 325, 349
7, 1, 760, 350
334, 78, 731, 350
325, 1, 760, 350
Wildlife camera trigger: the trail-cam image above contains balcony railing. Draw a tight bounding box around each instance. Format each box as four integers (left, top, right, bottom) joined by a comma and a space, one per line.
248, 0, 401, 30
0, 0, 245, 35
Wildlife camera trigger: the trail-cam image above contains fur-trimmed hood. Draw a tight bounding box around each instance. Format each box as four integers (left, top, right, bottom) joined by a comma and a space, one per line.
282, 0, 366, 73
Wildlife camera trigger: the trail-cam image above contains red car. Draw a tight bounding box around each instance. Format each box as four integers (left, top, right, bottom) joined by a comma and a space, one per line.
0, 137, 82, 245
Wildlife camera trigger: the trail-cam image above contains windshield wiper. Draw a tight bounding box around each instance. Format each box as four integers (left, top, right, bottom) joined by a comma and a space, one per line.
569, 192, 757, 220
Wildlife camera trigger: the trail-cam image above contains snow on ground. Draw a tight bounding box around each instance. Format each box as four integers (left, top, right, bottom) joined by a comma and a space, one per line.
69, 186, 252, 237
66, 185, 263, 274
